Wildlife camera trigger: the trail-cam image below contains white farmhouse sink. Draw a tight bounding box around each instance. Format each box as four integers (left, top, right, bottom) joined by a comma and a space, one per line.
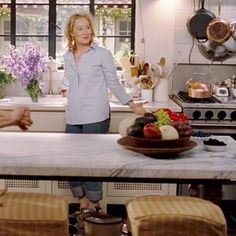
0, 95, 67, 105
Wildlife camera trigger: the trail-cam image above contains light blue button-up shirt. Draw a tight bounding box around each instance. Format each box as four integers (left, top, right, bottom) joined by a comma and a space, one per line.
62, 42, 132, 125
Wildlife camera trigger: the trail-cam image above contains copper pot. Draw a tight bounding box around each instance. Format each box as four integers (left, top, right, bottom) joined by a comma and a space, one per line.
84, 214, 123, 236
206, 0, 232, 44
186, 73, 212, 98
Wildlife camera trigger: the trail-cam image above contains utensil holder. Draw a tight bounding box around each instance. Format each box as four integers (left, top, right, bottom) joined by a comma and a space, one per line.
154, 78, 169, 102
141, 89, 153, 102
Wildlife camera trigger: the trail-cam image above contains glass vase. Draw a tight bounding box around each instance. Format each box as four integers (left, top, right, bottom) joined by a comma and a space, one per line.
26, 79, 42, 103
0, 85, 6, 99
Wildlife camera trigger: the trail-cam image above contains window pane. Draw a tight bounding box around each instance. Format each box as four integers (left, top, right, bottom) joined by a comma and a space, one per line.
95, 0, 131, 4
56, 5, 89, 35
15, 36, 48, 57
57, 0, 89, 3
16, 0, 49, 3
56, 36, 65, 64
95, 6, 131, 36
16, 5, 48, 35
0, 36, 10, 55
96, 36, 130, 55
0, 5, 10, 34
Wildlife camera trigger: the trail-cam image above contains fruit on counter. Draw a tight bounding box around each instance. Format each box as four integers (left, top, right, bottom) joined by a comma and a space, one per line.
119, 115, 139, 137
143, 123, 162, 139
143, 112, 157, 123
124, 108, 192, 139
154, 109, 171, 127
159, 125, 179, 140
127, 123, 144, 137
203, 138, 227, 146
134, 117, 149, 127
171, 120, 192, 138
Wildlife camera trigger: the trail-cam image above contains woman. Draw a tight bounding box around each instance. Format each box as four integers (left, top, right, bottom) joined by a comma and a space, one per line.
0, 106, 32, 130
63, 12, 146, 212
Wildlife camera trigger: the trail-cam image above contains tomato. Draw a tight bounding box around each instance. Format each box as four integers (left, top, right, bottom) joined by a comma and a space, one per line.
143, 123, 162, 139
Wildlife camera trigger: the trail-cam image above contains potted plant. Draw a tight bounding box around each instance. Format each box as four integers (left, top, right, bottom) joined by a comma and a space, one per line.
0, 69, 15, 99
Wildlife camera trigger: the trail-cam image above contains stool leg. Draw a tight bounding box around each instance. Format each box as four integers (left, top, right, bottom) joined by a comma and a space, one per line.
203, 182, 222, 205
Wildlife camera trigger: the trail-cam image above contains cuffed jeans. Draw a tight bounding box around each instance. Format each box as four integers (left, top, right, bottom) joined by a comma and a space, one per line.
65, 118, 110, 202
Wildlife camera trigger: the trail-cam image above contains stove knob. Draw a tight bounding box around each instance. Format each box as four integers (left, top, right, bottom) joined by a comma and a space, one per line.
192, 110, 201, 119
230, 111, 236, 120
205, 111, 214, 119
217, 111, 226, 120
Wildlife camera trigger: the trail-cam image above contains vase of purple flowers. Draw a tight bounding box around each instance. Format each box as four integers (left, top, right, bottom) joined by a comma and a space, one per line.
0, 42, 46, 102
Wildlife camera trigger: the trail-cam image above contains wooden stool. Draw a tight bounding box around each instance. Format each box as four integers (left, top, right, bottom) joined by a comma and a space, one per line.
126, 195, 227, 236
0, 191, 68, 236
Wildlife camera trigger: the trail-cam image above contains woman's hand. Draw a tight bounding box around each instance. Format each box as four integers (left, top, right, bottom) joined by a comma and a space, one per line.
128, 101, 148, 116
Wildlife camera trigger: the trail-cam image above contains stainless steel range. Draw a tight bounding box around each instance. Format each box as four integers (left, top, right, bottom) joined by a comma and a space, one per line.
171, 64, 236, 203
171, 64, 236, 139
172, 91, 236, 137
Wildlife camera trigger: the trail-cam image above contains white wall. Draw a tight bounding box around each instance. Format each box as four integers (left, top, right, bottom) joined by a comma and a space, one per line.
135, 0, 236, 68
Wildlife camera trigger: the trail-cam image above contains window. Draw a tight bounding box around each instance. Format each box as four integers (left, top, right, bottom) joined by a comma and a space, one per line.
0, 0, 135, 65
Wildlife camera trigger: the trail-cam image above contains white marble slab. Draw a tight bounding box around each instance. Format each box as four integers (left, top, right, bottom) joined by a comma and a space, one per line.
0, 132, 235, 182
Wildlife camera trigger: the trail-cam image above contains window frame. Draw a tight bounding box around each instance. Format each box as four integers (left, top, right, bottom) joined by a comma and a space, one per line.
3, 0, 135, 59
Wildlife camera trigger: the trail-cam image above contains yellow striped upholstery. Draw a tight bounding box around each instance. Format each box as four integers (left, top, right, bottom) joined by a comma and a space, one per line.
126, 195, 227, 236
0, 192, 68, 236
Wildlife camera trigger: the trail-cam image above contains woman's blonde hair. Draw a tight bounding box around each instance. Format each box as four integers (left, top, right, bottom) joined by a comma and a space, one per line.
64, 12, 95, 52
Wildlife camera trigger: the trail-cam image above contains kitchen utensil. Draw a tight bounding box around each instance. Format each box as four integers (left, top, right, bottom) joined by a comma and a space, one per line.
232, 88, 236, 98
197, 40, 233, 61
231, 19, 236, 40
206, 0, 231, 44
223, 35, 236, 52
215, 86, 229, 97
186, 0, 216, 42
153, 78, 169, 102
159, 57, 167, 77
84, 214, 123, 236
159, 57, 166, 67
142, 62, 149, 75
186, 73, 212, 99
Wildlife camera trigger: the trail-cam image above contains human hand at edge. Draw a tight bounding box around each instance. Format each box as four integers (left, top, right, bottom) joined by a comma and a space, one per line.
128, 100, 148, 116
11, 107, 33, 131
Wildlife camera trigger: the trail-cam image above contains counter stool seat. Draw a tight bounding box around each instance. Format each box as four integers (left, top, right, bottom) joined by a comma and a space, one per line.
126, 195, 227, 236
0, 191, 68, 236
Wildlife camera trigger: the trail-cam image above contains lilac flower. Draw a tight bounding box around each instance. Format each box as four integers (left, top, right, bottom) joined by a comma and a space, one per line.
0, 42, 47, 89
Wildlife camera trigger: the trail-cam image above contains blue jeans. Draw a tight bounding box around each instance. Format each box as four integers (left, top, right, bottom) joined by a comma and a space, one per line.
66, 118, 110, 202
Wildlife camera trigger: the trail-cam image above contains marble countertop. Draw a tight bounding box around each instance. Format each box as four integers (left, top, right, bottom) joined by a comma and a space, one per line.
0, 132, 235, 183
0, 96, 182, 112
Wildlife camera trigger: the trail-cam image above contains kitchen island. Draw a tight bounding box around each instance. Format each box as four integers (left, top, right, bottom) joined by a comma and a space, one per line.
0, 132, 235, 184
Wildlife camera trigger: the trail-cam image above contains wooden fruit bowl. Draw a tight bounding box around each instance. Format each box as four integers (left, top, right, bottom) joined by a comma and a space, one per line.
126, 136, 191, 148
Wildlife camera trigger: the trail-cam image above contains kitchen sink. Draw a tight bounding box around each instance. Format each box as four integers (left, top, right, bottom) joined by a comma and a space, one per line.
0, 95, 67, 105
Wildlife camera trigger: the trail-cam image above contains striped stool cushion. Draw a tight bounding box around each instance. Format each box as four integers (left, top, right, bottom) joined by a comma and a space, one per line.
0, 191, 68, 236
126, 195, 227, 236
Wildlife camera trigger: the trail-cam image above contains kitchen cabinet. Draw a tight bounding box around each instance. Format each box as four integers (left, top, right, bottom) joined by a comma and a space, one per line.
0, 97, 181, 209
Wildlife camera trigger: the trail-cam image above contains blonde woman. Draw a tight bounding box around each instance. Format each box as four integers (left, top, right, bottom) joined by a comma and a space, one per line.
63, 12, 146, 221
